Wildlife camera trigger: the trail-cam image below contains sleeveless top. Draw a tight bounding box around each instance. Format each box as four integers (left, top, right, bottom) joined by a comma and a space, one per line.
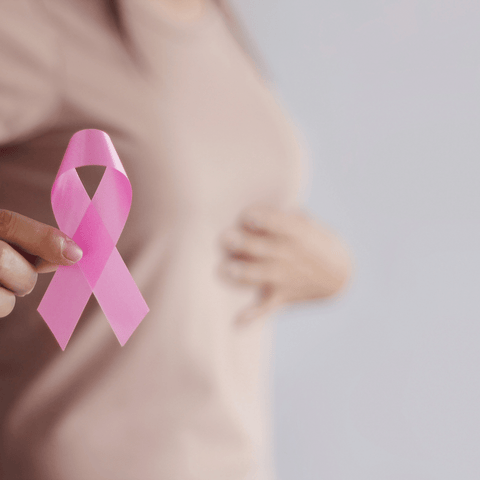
0, 0, 306, 478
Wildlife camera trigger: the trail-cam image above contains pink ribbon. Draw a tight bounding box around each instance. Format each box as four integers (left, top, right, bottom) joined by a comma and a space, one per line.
38, 129, 149, 350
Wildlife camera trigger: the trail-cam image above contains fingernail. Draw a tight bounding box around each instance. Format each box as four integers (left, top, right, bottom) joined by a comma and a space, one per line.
63, 239, 83, 262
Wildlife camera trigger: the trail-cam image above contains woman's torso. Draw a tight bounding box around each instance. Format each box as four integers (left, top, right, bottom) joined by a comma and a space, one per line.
0, 1, 306, 478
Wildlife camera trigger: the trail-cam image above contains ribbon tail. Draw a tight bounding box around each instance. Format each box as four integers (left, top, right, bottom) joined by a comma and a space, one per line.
37, 265, 93, 350
93, 248, 149, 346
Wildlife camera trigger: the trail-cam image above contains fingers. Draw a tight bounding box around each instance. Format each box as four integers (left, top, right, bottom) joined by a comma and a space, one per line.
220, 228, 281, 261
34, 258, 59, 274
0, 209, 83, 318
0, 240, 38, 296
0, 287, 16, 318
218, 210, 291, 286
0, 209, 83, 266
218, 256, 282, 286
220, 203, 353, 316
239, 204, 308, 240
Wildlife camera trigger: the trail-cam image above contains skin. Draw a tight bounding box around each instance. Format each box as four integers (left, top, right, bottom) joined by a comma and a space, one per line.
150, 0, 353, 318
0, 204, 352, 321
0, 1, 352, 322
218, 204, 353, 323
0, 210, 83, 318
149, 0, 206, 22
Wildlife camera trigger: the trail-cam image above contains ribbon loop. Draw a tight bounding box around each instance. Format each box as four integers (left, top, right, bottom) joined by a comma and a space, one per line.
38, 129, 149, 350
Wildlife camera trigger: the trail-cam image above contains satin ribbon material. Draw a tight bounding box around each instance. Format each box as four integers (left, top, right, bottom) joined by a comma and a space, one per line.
38, 129, 149, 350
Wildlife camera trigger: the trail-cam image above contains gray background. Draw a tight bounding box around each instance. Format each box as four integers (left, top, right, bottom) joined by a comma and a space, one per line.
230, 1, 480, 479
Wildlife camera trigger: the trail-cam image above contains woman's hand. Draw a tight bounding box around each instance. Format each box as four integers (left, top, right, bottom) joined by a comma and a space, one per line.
0, 209, 83, 318
218, 204, 352, 323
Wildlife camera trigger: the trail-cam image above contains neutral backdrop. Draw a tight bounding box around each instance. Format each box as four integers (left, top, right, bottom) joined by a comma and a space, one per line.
230, 1, 480, 479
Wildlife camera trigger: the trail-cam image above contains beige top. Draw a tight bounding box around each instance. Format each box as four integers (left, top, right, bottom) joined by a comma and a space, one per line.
0, 0, 306, 478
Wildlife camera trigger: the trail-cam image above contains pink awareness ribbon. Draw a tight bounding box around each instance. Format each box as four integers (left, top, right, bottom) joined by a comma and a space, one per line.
38, 129, 149, 350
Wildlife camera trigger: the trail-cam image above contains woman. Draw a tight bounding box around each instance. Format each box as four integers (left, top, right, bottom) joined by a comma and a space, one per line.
0, 0, 352, 478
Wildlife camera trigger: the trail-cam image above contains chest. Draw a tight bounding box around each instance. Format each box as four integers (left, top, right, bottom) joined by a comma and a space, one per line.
57, 0, 304, 228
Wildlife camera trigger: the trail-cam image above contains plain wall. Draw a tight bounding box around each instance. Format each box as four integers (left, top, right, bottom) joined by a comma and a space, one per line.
230, 1, 480, 479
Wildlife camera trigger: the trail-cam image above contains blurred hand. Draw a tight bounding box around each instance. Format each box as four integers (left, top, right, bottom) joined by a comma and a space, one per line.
218, 204, 352, 323
0, 210, 83, 318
